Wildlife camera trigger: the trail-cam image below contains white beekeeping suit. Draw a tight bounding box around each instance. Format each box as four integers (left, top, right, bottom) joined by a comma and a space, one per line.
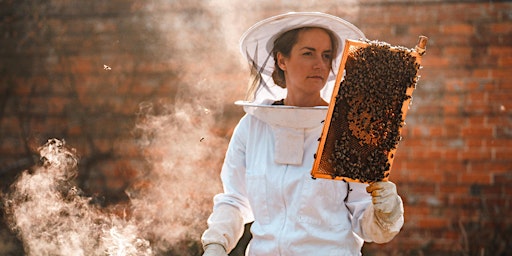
201, 12, 404, 256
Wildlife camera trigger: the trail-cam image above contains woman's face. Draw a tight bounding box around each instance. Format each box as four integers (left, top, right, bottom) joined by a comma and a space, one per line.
277, 28, 333, 100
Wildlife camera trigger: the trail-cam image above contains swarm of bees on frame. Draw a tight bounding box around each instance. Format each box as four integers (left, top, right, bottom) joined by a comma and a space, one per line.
322, 40, 421, 183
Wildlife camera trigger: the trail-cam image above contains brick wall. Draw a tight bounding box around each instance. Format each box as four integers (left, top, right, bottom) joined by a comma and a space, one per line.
1, 0, 511, 255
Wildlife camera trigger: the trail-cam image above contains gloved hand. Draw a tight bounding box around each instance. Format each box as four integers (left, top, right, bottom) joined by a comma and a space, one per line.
201, 204, 244, 255
202, 243, 228, 256
366, 181, 403, 226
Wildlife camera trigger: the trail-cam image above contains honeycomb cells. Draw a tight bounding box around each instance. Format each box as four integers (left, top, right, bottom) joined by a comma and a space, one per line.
321, 40, 420, 183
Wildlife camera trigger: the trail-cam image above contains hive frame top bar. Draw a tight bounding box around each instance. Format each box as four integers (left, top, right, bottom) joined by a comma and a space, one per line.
311, 36, 428, 183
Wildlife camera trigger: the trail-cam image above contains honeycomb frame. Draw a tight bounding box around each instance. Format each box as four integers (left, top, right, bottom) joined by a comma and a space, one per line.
311, 36, 428, 183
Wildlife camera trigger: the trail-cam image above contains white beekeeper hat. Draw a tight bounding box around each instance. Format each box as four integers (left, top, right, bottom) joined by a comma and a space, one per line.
239, 12, 365, 103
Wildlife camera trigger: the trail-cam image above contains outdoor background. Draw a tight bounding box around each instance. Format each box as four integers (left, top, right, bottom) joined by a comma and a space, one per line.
1, 0, 511, 255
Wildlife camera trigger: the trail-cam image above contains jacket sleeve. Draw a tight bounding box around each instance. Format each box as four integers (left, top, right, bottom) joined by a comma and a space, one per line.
201, 115, 254, 252
344, 182, 404, 243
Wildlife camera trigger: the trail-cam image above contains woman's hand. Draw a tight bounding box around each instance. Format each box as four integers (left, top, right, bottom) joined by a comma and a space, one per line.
366, 181, 403, 225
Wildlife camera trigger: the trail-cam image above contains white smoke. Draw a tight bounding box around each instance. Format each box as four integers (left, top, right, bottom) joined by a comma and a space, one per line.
128, 92, 226, 253
3, 96, 226, 255
3, 139, 153, 256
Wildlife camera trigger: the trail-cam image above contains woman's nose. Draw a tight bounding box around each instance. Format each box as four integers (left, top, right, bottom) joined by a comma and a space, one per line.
313, 55, 328, 70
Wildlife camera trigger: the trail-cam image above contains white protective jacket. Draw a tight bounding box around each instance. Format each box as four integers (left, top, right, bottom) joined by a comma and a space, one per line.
202, 102, 403, 256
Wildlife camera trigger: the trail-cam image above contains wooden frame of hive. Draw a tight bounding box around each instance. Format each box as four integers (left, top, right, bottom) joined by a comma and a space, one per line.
311, 36, 428, 183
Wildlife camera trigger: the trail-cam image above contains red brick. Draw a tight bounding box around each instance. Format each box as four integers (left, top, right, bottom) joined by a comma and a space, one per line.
410, 125, 443, 137
0, 116, 21, 134
492, 68, 512, 79
113, 139, 141, 158
493, 148, 512, 160
503, 185, 512, 196
67, 124, 82, 135
495, 126, 512, 139
443, 149, 460, 161
443, 46, 473, 57
421, 55, 450, 68
497, 54, 512, 66
447, 195, 481, 208
463, 80, 494, 91
458, 149, 493, 161
441, 23, 475, 36
0, 137, 27, 155
471, 162, 508, 174
67, 56, 95, 74
462, 102, 494, 114
417, 216, 451, 229
491, 20, 512, 35
489, 46, 512, 56
442, 104, 459, 115
460, 126, 493, 137
464, 138, 485, 148
472, 68, 492, 79
443, 123, 462, 138
439, 183, 468, 195
466, 115, 486, 126
459, 171, 493, 184
444, 80, 465, 93
404, 206, 430, 218
488, 139, 512, 148
443, 93, 463, 106
494, 172, 512, 184
478, 185, 503, 197
12, 77, 32, 95
467, 91, 487, 103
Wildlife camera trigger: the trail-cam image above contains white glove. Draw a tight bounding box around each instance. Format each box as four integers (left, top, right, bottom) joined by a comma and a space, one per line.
201, 204, 244, 254
202, 243, 228, 256
366, 181, 403, 226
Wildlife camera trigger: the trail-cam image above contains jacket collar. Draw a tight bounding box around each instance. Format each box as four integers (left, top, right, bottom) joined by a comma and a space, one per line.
236, 100, 327, 165
235, 100, 328, 129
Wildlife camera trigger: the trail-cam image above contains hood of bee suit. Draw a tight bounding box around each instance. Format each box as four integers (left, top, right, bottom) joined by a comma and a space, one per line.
239, 12, 365, 104
235, 100, 328, 165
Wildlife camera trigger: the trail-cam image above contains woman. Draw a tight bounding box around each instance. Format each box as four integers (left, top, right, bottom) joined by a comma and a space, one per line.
202, 12, 404, 256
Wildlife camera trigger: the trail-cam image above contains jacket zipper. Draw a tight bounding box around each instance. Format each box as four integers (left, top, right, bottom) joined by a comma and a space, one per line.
277, 164, 289, 255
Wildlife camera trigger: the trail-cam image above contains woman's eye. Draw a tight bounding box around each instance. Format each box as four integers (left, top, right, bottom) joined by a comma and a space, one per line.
303, 52, 313, 56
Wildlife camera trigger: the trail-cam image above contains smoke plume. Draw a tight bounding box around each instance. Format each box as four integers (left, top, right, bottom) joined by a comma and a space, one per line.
3, 139, 153, 256
3, 93, 226, 255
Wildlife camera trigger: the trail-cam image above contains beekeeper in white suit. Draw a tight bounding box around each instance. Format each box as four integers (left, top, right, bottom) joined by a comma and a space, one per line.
201, 12, 404, 256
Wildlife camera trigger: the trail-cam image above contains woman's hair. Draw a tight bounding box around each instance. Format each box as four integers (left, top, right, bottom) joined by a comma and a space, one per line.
271, 27, 339, 88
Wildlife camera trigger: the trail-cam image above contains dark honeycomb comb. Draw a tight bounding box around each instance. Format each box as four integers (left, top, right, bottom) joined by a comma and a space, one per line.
312, 36, 428, 183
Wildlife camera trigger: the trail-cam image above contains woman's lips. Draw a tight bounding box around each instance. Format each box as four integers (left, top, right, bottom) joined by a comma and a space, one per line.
308, 75, 325, 81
